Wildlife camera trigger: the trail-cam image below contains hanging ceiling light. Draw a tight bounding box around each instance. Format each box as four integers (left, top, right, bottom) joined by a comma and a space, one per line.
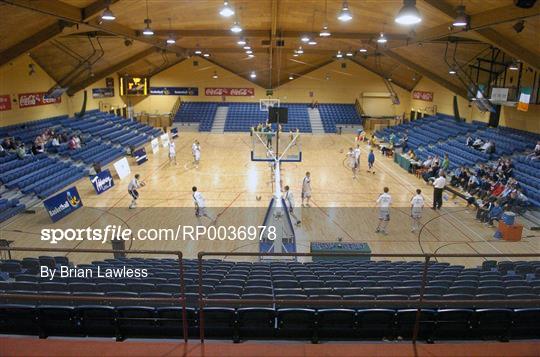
194, 49, 202, 55
212, 71, 219, 79
230, 21, 242, 33
359, 48, 367, 53
395, 0, 422, 25
289, 75, 294, 80
308, 40, 317, 45
248, 54, 255, 58
250, 71, 257, 79
320, 25, 331, 37
166, 18, 176, 44
142, 1, 153, 36
246, 49, 253, 54
203, 53, 210, 57
453, 5, 469, 27
448, 66, 457, 75
297, 47, 304, 54
237, 37, 246, 46
338, 1, 352, 22
101, 6, 116, 21
142, 19, 154, 36
336, 50, 343, 58
243, 45, 251, 50
346, 51, 353, 57
293, 53, 299, 57
219, 1, 235, 17
508, 60, 520, 71
377, 32, 388, 43
301, 34, 310, 43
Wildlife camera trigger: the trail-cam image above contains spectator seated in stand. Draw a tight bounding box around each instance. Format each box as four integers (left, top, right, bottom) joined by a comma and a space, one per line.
526, 141, 540, 161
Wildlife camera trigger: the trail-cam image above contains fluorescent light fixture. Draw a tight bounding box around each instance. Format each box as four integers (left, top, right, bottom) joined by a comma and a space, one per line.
359, 48, 367, 53
246, 50, 253, 54
308, 40, 317, 45
395, 0, 422, 25
219, 1, 234, 17
338, 1, 352, 22
377, 32, 387, 43
203, 53, 210, 57
346, 51, 353, 57
320, 25, 331, 37
194, 49, 202, 55
508, 61, 519, 71
301, 35, 310, 42
453, 5, 468, 27
243, 45, 251, 50
101, 7, 116, 21
166, 36, 176, 44
230, 21, 242, 33
237, 38, 246, 45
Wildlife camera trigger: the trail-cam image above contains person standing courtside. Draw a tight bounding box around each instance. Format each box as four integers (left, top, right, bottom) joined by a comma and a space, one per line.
375, 187, 392, 235
301, 171, 312, 207
410, 189, 425, 233
284, 185, 301, 226
192, 186, 216, 224
432, 173, 446, 210
128, 174, 145, 209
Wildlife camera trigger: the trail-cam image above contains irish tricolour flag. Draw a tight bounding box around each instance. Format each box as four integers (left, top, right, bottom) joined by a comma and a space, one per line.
517, 87, 531, 112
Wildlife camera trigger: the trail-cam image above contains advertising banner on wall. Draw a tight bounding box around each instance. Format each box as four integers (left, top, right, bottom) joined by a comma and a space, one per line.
90, 169, 115, 195
133, 147, 148, 165
149, 87, 199, 96
412, 90, 434, 102
92, 87, 115, 98
113, 157, 131, 180
205, 87, 255, 96
43, 186, 83, 222
18, 92, 62, 108
0, 95, 11, 111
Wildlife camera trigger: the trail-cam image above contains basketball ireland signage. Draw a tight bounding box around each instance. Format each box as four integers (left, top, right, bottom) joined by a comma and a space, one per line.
205, 87, 255, 96
43, 186, 83, 222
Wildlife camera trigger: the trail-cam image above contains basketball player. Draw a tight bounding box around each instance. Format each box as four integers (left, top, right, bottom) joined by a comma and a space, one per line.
367, 149, 375, 173
354, 144, 361, 176
193, 141, 201, 168
410, 189, 425, 233
284, 185, 301, 226
375, 187, 392, 235
301, 171, 312, 207
192, 186, 216, 224
128, 174, 145, 209
168, 140, 177, 165
346, 147, 357, 179
191, 140, 198, 165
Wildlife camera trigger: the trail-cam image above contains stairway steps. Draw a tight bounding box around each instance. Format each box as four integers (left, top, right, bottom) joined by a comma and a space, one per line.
308, 108, 325, 134
211, 107, 229, 133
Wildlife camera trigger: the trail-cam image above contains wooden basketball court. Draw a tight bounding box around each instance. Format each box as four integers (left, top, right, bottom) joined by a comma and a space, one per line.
1, 132, 537, 266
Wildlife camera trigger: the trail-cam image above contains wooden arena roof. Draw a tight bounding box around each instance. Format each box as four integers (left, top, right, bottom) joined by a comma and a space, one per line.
0, 0, 538, 95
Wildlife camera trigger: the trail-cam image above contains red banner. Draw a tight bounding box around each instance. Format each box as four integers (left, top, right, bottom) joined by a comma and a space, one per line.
18, 92, 62, 108
0, 95, 11, 111
205, 87, 255, 96
412, 90, 433, 102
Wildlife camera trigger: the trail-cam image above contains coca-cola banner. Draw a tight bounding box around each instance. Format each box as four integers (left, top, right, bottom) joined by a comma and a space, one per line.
412, 90, 434, 102
18, 92, 62, 108
205, 87, 255, 96
0, 95, 11, 111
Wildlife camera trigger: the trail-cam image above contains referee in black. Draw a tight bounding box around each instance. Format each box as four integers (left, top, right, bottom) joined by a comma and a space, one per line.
432, 172, 446, 210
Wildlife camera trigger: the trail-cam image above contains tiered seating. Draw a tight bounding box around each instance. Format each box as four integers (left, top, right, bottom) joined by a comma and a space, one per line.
59, 140, 124, 166
0, 257, 538, 341
280, 104, 311, 132
174, 102, 218, 131
318, 104, 362, 133
513, 156, 540, 207
224, 103, 268, 132
475, 127, 536, 156
416, 138, 492, 171
0, 115, 66, 145
0, 153, 86, 199
0, 197, 25, 223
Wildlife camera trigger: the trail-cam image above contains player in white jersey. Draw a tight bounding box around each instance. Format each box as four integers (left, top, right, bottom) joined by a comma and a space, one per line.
353, 144, 361, 173
193, 141, 201, 168
192, 186, 216, 223
168, 141, 177, 165
301, 171, 312, 207
375, 187, 392, 235
284, 185, 301, 226
128, 174, 145, 209
346, 147, 357, 179
410, 189, 425, 233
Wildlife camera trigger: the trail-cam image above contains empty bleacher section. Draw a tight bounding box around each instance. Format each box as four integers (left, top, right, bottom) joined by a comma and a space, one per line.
224, 103, 312, 133
174, 102, 218, 131
0, 197, 25, 223
0, 257, 539, 341
318, 104, 363, 133
513, 156, 540, 207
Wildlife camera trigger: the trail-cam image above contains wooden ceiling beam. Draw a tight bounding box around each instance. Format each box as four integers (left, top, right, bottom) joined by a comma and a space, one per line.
349, 58, 412, 92
381, 49, 468, 98
274, 59, 334, 88
82, 0, 120, 21
0, 20, 69, 67
1, 0, 188, 57
422, 0, 540, 71
66, 46, 156, 95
